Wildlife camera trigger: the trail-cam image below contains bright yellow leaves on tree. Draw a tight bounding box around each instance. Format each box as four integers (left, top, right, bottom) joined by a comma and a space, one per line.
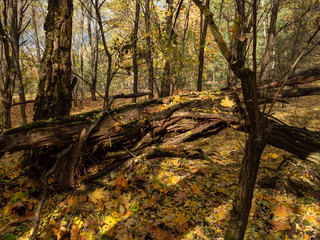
220, 96, 235, 108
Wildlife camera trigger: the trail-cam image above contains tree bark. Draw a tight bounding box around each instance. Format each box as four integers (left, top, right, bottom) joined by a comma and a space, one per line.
93, 0, 113, 105
33, 0, 73, 121
0, 1, 14, 128
161, 0, 173, 97
87, 1, 98, 101
197, 0, 210, 92
132, 0, 140, 103
9, 0, 27, 125
144, 0, 154, 99
191, 1, 269, 239
259, 0, 280, 82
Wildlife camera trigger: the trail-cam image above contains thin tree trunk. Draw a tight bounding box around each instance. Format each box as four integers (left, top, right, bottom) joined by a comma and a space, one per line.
132, 0, 140, 103
87, 1, 98, 101
161, 0, 173, 97
191, 1, 269, 239
79, 4, 85, 107
259, 0, 280, 82
32, 4, 41, 66
176, 0, 191, 93
197, 0, 210, 92
9, 0, 27, 124
94, 0, 112, 105
144, 0, 154, 99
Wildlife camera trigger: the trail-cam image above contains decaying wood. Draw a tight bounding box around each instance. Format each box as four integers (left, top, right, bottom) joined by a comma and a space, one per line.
262, 67, 320, 88
1, 93, 320, 187
1, 96, 319, 160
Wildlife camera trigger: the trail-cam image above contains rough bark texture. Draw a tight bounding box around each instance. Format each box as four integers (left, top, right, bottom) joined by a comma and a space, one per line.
192, 1, 268, 239
9, 0, 27, 125
94, 0, 113, 104
0, 3, 14, 129
2, 94, 320, 164
197, 0, 210, 92
161, 0, 173, 98
33, 0, 73, 121
144, 0, 154, 99
132, 0, 140, 102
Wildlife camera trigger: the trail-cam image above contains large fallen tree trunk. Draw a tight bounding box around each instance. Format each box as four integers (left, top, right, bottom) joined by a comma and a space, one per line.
262, 67, 320, 88
1, 94, 320, 173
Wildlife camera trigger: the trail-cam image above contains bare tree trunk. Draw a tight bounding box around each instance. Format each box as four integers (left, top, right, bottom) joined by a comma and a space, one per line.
0, 1, 14, 128
32, 3, 41, 70
33, 0, 73, 121
87, 1, 98, 101
191, 1, 269, 239
93, 0, 113, 105
161, 0, 173, 97
144, 0, 154, 99
176, 0, 191, 92
259, 0, 280, 82
197, 0, 210, 91
79, 4, 85, 107
9, 0, 27, 124
0, 37, 13, 128
132, 0, 140, 103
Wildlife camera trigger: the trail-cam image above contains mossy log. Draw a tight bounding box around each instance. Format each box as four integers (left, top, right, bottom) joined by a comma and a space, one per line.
1, 93, 320, 187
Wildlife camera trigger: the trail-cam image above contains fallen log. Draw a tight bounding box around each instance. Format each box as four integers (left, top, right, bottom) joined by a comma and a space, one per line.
1, 93, 320, 187
262, 67, 320, 88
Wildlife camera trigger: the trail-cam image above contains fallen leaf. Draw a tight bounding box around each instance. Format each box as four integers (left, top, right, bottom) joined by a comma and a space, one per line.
173, 211, 190, 224
273, 220, 291, 231
274, 205, 291, 219
220, 97, 235, 108
174, 191, 187, 202
88, 188, 106, 203
190, 184, 203, 195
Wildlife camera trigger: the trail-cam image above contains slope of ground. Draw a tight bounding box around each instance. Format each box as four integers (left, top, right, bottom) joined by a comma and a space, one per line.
1, 94, 320, 240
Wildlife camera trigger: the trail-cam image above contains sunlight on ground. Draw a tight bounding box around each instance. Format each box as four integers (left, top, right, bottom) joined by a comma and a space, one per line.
1, 95, 320, 239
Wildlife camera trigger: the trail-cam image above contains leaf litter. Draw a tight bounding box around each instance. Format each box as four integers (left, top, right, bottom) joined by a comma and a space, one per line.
1, 95, 320, 239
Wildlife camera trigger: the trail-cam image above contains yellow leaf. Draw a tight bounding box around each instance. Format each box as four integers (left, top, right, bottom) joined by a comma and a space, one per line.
103, 215, 117, 231
271, 153, 278, 159
190, 184, 202, 195
115, 122, 122, 131
274, 205, 291, 219
220, 97, 235, 108
273, 220, 291, 231
88, 188, 106, 203
173, 211, 190, 224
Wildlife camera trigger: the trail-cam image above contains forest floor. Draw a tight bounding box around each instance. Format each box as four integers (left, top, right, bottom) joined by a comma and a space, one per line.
1, 94, 320, 240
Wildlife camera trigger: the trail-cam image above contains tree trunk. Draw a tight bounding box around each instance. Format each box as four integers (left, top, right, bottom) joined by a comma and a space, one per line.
9, 0, 27, 125
161, 0, 173, 97
33, 0, 73, 121
197, 0, 210, 92
94, 0, 113, 105
259, 0, 280, 82
132, 0, 140, 103
144, 0, 154, 99
191, 1, 269, 238
87, 1, 98, 101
